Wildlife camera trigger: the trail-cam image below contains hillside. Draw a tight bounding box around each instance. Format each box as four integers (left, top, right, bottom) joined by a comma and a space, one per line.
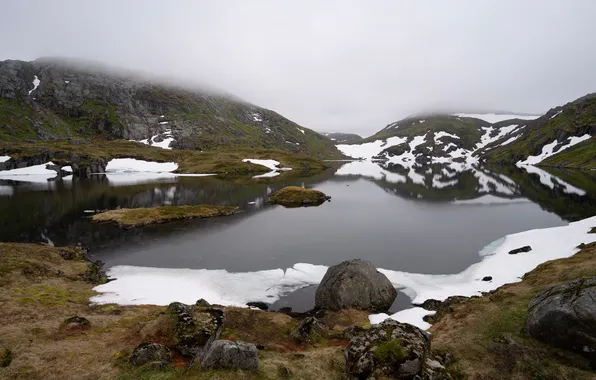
321, 132, 362, 143
481, 93, 596, 169
0, 58, 341, 159
337, 113, 541, 163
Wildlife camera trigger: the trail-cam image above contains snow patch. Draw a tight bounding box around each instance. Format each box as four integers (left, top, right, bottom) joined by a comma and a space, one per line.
336, 136, 407, 160
0, 156, 11, 163
520, 165, 586, 196
516, 135, 592, 165
335, 161, 406, 184
550, 110, 563, 119
454, 113, 541, 124
28, 75, 40, 95
0, 162, 57, 176
105, 158, 178, 173
452, 195, 529, 205
297, 128, 305, 134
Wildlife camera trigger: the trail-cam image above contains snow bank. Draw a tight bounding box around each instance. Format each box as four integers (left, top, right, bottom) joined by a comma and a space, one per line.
105, 158, 178, 173
452, 195, 529, 205
454, 113, 541, 124
517, 135, 592, 165
243, 159, 292, 179
0, 156, 10, 163
371, 216, 596, 328
92, 263, 328, 307
336, 136, 407, 160
0, 162, 57, 176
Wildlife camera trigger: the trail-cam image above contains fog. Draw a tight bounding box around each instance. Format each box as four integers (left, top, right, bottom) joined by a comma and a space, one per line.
2, 1, 596, 135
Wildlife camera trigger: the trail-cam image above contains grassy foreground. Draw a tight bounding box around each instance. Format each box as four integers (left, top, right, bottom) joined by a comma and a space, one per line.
91, 205, 239, 228
430, 241, 596, 380
0, 140, 330, 177
0, 243, 369, 380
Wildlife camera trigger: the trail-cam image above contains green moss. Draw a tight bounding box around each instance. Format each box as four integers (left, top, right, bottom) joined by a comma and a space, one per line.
373, 339, 408, 363
13, 285, 94, 307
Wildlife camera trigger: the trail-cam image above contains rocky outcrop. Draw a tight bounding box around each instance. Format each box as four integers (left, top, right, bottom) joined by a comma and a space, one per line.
526, 277, 596, 359
509, 245, 532, 255
315, 259, 397, 312
268, 186, 330, 207
130, 342, 173, 369
200, 340, 259, 371
59, 316, 91, 332
345, 319, 430, 379
290, 317, 328, 344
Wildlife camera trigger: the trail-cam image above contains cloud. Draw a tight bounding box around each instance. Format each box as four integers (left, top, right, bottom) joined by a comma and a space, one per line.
2, 0, 596, 136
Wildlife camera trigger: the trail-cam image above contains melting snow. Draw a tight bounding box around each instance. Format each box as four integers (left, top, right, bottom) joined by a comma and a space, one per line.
0, 162, 57, 176
0, 156, 11, 163
499, 135, 521, 147
136, 129, 175, 150
454, 113, 541, 124
434, 131, 460, 144
252, 113, 263, 122
242, 159, 282, 171
297, 128, 305, 134
28, 75, 40, 95
336, 136, 407, 160
64, 80, 70, 84
105, 158, 178, 173
516, 135, 592, 165
159, 121, 169, 125
550, 110, 563, 119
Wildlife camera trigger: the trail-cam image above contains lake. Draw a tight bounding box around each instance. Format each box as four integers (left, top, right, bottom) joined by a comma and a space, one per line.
1, 161, 595, 311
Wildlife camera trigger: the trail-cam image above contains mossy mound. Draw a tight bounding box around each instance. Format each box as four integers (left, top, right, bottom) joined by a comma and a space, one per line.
91, 205, 238, 228
268, 186, 329, 207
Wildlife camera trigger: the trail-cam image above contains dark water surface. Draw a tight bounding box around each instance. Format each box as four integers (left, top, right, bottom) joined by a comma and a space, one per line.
1, 162, 595, 310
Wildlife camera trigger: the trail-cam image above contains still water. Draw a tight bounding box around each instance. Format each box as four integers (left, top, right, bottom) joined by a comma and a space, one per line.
1, 162, 595, 310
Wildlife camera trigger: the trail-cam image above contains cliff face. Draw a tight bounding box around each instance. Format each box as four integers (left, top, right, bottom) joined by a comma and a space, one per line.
0, 58, 341, 158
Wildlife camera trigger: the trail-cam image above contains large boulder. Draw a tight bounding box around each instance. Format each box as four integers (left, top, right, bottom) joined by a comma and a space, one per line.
526, 277, 596, 358
315, 259, 397, 312
345, 319, 430, 379
130, 342, 173, 369
200, 340, 259, 371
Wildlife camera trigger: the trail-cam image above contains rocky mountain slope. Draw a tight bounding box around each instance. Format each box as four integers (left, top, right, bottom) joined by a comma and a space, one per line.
481, 93, 596, 168
321, 132, 362, 143
0, 58, 341, 159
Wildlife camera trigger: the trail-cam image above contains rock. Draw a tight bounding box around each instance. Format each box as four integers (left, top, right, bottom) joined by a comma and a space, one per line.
81, 260, 108, 284
345, 319, 430, 379
0, 348, 13, 368
130, 342, 173, 369
277, 365, 292, 378
268, 186, 329, 207
246, 301, 268, 311
195, 298, 211, 307
290, 317, 327, 343
278, 307, 292, 313
315, 259, 397, 312
60, 316, 91, 331
200, 340, 259, 371
163, 302, 225, 357
508, 245, 532, 255
526, 277, 596, 359
482, 276, 492, 281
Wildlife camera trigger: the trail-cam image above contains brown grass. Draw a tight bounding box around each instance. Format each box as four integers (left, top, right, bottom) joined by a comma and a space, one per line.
91, 205, 238, 228
268, 186, 328, 207
430, 241, 596, 380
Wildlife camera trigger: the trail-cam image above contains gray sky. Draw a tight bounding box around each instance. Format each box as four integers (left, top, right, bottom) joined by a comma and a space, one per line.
2, 1, 596, 135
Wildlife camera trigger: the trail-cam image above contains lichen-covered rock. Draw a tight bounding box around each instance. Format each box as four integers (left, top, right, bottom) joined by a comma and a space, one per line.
315, 259, 397, 312
268, 186, 330, 207
526, 277, 596, 358
290, 317, 328, 344
165, 302, 225, 357
81, 260, 108, 284
345, 319, 430, 379
0, 348, 13, 368
60, 316, 91, 331
130, 342, 173, 369
200, 340, 259, 371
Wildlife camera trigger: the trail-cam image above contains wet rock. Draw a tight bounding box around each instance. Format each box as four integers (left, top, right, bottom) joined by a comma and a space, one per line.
0, 348, 13, 368
509, 245, 532, 255
526, 277, 596, 359
278, 307, 292, 313
81, 260, 108, 284
200, 340, 259, 371
246, 301, 269, 311
345, 319, 430, 379
315, 259, 397, 312
290, 316, 327, 344
164, 302, 225, 357
130, 342, 173, 369
60, 316, 91, 331
482, 276, 493, 281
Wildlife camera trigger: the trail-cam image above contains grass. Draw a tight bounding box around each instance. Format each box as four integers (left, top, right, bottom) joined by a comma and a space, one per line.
373, 339, 408, 363
91, 205, 239, 228
430, 241, 596, 380
0, 140, 331, 178
541, 138, 596, 169
268, 186, 328, 207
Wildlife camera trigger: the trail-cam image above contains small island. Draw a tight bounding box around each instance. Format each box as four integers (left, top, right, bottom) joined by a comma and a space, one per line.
91, 205, 238, 228
268, 186, 330, 207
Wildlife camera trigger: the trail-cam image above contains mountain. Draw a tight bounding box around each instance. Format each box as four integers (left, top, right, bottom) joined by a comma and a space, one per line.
0, 58, 340, 159
321, 132, 362, 143
481, 93, 596, 169
336, 113, 541, 163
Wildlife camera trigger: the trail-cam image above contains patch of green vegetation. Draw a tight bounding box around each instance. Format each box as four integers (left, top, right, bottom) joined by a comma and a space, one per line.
541, 139, 596, 169
268, 186, 328, 207
13, 285, 94, 307
373, 339, 408, 363
0, 98, 39, 141
91, 205, 239, 228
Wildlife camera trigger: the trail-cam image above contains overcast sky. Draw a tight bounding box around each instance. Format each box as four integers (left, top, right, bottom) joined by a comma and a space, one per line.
2, 1, 596, 135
